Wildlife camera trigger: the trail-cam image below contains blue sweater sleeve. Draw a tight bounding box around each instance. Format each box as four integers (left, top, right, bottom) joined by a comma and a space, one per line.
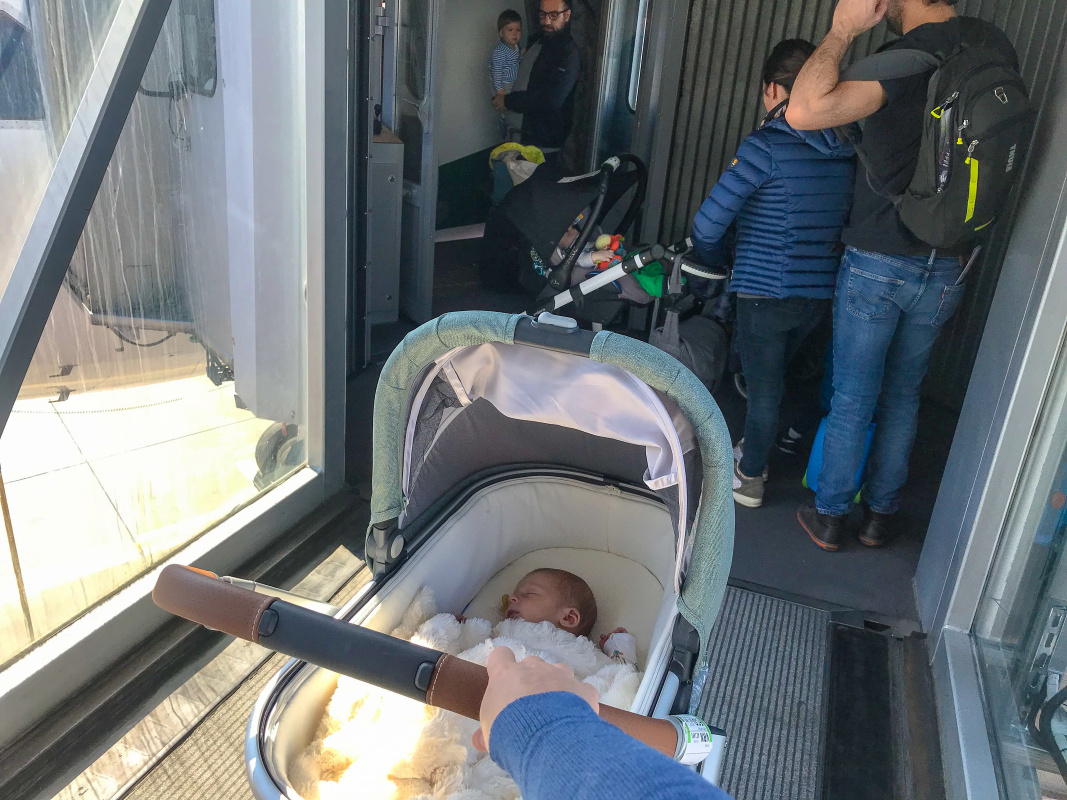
489, 693, 734, 800
691, 133, 773, 266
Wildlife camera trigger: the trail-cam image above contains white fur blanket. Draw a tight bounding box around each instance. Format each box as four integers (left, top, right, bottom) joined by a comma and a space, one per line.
293, 587, 643, 800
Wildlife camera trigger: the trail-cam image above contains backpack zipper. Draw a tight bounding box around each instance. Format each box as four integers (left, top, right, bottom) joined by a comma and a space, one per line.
964, 141, 980, 222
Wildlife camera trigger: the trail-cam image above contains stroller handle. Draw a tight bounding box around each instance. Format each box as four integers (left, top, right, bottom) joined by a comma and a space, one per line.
153, 565, 689, 761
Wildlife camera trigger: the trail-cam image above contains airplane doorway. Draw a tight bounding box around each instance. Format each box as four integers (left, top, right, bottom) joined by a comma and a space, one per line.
359, 0, 648, 363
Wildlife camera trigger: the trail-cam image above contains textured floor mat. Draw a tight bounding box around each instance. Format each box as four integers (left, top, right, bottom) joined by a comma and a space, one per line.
698, 587, 832, 800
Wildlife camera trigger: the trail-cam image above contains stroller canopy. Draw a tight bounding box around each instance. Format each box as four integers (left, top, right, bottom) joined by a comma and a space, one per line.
499, 161, 643, 264
370, 311, 734, 660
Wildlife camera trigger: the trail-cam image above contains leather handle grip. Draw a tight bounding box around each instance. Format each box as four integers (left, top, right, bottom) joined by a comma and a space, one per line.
153, 564, 277, 642
426, 654, 679, 759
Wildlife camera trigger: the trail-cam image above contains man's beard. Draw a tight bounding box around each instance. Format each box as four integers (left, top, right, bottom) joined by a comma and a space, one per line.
886, 0, 905, 36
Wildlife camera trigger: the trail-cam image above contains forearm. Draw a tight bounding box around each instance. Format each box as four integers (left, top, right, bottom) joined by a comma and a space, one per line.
789, 28, 854, 126
503, 90, 527, 112
691, 207, 726, 266
490, 693, 731, 800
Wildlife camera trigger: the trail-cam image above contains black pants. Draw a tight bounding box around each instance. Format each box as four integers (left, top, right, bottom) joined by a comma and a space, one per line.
736, 295, 830, 477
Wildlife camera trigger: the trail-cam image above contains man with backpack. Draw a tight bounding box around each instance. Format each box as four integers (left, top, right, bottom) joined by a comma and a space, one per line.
786, 0, 1030, 551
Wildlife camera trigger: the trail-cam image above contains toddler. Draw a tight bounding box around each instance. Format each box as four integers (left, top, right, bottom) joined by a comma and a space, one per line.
489, 10, 523, 138
502, 568, 638, 663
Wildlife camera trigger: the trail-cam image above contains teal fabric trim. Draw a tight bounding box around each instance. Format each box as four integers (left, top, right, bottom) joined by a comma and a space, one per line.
370, 312, 522, 525
589, 330, 734, 662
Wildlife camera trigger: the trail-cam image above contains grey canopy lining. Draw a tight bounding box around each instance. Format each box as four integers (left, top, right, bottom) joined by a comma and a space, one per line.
403, 398, 653, 524
412, 343, 693, 495
404, 368, 702, 536
401, 343, 696, 590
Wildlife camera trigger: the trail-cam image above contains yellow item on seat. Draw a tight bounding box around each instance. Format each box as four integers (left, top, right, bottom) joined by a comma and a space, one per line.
489, 142, 545, 168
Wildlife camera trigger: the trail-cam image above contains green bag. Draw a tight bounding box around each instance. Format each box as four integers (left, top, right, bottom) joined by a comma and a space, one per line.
634, 260, 686, 298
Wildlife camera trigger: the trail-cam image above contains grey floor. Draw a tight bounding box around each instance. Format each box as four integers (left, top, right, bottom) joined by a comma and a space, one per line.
431, 237, 531, 317
718, 384, 958, 625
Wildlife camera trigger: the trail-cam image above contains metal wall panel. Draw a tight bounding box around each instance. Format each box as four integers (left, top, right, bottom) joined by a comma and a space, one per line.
659, 0, 1067, 409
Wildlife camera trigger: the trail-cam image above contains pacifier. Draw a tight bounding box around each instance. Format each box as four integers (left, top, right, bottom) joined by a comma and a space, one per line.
500, 594, 510, 614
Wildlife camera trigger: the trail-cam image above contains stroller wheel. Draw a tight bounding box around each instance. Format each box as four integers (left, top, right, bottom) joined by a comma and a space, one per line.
734, 372, 748, 399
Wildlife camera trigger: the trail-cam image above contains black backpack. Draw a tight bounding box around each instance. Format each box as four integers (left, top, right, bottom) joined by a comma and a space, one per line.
843, 41, 1037, 249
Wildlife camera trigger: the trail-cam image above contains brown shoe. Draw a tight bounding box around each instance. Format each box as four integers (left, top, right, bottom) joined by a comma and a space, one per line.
858, 506, 895, 547
798, 501, 845, 552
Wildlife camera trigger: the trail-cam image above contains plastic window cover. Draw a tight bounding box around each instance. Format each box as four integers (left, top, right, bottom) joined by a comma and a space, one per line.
400, 343, 693, 591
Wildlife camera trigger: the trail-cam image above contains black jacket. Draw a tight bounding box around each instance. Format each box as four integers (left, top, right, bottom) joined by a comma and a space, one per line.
504, 29, 580, 149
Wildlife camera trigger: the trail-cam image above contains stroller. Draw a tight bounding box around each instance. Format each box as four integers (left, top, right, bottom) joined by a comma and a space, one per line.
483, 157, 726, 321
483, 155, 731, 392
153, 310, 736, 798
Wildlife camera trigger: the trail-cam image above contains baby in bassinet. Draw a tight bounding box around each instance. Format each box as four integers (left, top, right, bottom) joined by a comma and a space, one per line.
497, 568, 638, 664
297, 574, 642, 799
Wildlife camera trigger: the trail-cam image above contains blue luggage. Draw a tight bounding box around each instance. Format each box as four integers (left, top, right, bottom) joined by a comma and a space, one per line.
803, 416, 875, 500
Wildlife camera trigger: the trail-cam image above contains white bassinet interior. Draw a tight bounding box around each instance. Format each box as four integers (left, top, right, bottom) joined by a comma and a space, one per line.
262, 476, 679, 797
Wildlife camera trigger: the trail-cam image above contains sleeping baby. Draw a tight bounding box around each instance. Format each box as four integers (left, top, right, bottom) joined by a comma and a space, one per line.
498, 568, 638, 664
297, 572, 642, 800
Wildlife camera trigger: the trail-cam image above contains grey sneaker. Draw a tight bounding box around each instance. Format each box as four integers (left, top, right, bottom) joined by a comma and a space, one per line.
732, 439, 769, 479
733, 459, 765, 508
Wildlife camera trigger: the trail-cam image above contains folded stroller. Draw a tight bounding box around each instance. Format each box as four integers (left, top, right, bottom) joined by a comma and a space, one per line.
153, 310, 736, 798
481, 155, 723, 324
482, 155, 730, 393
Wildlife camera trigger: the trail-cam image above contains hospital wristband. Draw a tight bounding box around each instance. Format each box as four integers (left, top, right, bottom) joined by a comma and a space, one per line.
667, 714, 716, 765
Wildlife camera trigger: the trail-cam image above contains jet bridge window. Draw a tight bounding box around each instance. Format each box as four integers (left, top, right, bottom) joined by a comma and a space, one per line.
974, 339, 1067, 796
0, 11, 44, 121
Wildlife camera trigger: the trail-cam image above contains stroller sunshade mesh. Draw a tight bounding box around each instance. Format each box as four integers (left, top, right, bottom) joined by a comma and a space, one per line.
499, 164, 641, 263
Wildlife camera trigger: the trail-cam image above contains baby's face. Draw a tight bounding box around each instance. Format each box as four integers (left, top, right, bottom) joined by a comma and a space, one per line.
506, 573, 568, 627
501, 21, 522, 47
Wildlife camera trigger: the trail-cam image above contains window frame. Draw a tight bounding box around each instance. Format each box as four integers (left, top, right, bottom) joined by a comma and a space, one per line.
0, 0, 348, 763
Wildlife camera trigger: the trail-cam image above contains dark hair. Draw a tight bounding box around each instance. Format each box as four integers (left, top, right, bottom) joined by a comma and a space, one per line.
761, 39, 817, 93
530, 568, 598, 638
497, 9, 522, 31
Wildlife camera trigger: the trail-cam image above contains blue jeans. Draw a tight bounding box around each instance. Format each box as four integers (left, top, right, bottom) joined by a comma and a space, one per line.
815, 247, 964, 516
737, 296, 830, 477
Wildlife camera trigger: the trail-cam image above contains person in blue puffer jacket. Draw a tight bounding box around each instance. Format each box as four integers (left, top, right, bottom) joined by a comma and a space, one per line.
692, 39, 855, 510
